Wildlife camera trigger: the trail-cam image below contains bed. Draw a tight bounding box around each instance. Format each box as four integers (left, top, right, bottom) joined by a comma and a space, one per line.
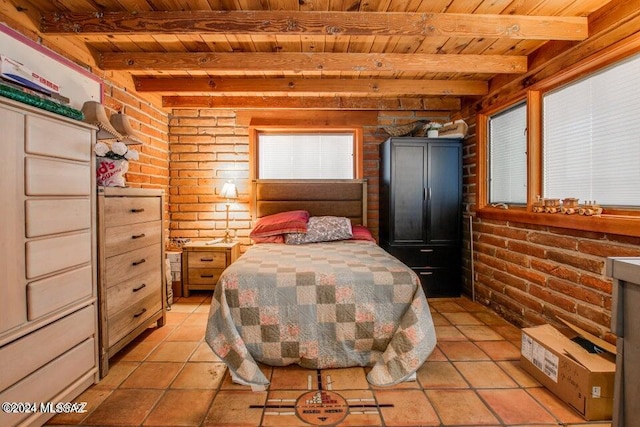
205, 179, 437, 389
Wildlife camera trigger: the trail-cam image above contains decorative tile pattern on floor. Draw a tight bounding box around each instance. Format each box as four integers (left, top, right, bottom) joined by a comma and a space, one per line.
45, 294, 612, 427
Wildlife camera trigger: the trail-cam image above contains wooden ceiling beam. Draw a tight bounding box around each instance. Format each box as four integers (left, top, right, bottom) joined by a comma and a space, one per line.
162, 96, 461, 110
40, 11, 588, 41
133, 77, 488, 96
100, 52, 527, 74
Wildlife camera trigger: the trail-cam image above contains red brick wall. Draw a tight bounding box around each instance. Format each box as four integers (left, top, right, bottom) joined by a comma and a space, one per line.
100, 81, 170, 233
459, 115, 640, 343
101, 83, 170, 191
167, 109, 250, 247
167, 109, 449, 250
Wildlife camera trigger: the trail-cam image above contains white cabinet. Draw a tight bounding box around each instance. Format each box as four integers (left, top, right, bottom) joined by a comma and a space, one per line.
0, 97, 99, 427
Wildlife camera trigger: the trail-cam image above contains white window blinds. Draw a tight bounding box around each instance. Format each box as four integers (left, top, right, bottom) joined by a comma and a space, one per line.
543, 53, 640, 207
488, 102, 527, 204
258, 133, 354, 179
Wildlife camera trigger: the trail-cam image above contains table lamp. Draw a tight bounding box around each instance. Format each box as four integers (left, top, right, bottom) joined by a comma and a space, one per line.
220, 181, 238, 242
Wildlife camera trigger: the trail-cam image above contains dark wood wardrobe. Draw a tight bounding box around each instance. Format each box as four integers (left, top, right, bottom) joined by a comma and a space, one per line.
379, 137, 463, 297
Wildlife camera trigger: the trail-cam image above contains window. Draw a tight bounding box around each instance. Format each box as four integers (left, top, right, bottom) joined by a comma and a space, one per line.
543, 53, 640, 207
488, 102, 527, 205
477, 44, 640, 236
251, 127, 363, 180
258, 133, 354, 179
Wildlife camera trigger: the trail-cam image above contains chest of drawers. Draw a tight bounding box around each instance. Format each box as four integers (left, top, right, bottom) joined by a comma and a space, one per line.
181, 241, 240, 297
0, 98, 99, 427
97, 187, 166, 376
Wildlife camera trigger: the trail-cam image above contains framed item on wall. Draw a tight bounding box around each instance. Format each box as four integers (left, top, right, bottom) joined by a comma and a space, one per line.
0, 23, 101, 110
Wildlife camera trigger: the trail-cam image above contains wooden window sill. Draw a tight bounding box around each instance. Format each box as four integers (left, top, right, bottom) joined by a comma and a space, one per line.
477, 207, 640, 238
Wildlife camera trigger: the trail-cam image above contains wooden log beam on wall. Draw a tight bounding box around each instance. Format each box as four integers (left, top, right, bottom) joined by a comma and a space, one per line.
162, 96, 461, 110
237, 111, 379, 127
40, 11, 588, 41
100, 52, 527, 74
134, 77, 488, 96
477, 0, 640, 112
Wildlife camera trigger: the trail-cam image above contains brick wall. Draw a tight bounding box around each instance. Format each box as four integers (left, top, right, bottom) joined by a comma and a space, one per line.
100, 82, 170, 233
167, 109, 450, 250
101, 82, 170, 191
459, 114, 640, 343
167, 109, 250, 247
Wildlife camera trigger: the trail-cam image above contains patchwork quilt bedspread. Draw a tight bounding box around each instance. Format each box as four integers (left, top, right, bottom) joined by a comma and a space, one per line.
205, 240, 437, 387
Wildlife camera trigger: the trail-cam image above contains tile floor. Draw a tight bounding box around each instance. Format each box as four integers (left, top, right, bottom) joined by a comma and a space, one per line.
46, 294, 612, 427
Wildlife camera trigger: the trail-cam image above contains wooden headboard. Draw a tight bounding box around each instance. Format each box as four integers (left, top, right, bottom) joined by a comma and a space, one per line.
252, 179, 367, 226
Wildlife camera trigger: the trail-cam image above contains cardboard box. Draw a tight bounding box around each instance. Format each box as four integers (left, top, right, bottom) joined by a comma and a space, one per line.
520, 323, 615, 421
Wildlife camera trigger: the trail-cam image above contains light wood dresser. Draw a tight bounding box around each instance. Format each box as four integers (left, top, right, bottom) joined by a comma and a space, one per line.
0, 97, 99, 427
181, 241, 240, 297
97, 186, 166, 377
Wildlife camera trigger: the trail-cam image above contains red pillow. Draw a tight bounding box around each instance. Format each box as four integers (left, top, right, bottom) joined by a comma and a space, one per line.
250, 210, 310, 238
350, 225, 376, 242
251, 235, 285, 244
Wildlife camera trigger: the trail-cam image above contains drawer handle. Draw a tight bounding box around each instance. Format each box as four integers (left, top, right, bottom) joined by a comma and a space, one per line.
420, 272, 434, 276
133, 308, 147, 318
420, 249, 434, 253
201, 274, 214, 278
130, 208, 145, 213
131, 233, 146, 239
200, 257, 214, 262
132, 258, 146, 266
132, 283, 147, 292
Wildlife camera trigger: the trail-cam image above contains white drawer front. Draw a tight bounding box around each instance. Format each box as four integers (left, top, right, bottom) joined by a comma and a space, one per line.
0, 338, 95, 427
25, 231, 91, 279
107, 269, 161, 317
25, 115, 92, 162
103, 196, 161, 227
105, 244, 160, 288
104, 220, 161, 258
0, 305, 95, 391
25, 198, 92, 238
25, 157, 91, 196
27, 265, 93, 320
0, 105, 26, 337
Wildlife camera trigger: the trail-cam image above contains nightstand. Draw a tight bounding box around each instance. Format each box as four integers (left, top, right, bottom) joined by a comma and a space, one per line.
181, 241, 240, 297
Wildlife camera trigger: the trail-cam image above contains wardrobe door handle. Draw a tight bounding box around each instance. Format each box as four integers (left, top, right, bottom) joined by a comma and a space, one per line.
132, 283, 146, 292
131, 233, 146, 239
130, 208, 145, 213
424, 187, 432, 200
132, 258, 146, 266
133, 308, 147, 318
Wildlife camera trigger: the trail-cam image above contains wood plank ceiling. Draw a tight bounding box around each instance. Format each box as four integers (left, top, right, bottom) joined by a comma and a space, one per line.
15, 0, 615, 110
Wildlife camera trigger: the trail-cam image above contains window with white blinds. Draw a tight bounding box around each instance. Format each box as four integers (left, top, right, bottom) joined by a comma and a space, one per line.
258, 133, 355, 179
488, 102, 527, 204
543, 53, 640, 207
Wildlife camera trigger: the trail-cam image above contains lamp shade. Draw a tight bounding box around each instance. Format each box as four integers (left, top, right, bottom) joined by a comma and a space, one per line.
220, 181, 238, 200
81, 101, 122, 140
